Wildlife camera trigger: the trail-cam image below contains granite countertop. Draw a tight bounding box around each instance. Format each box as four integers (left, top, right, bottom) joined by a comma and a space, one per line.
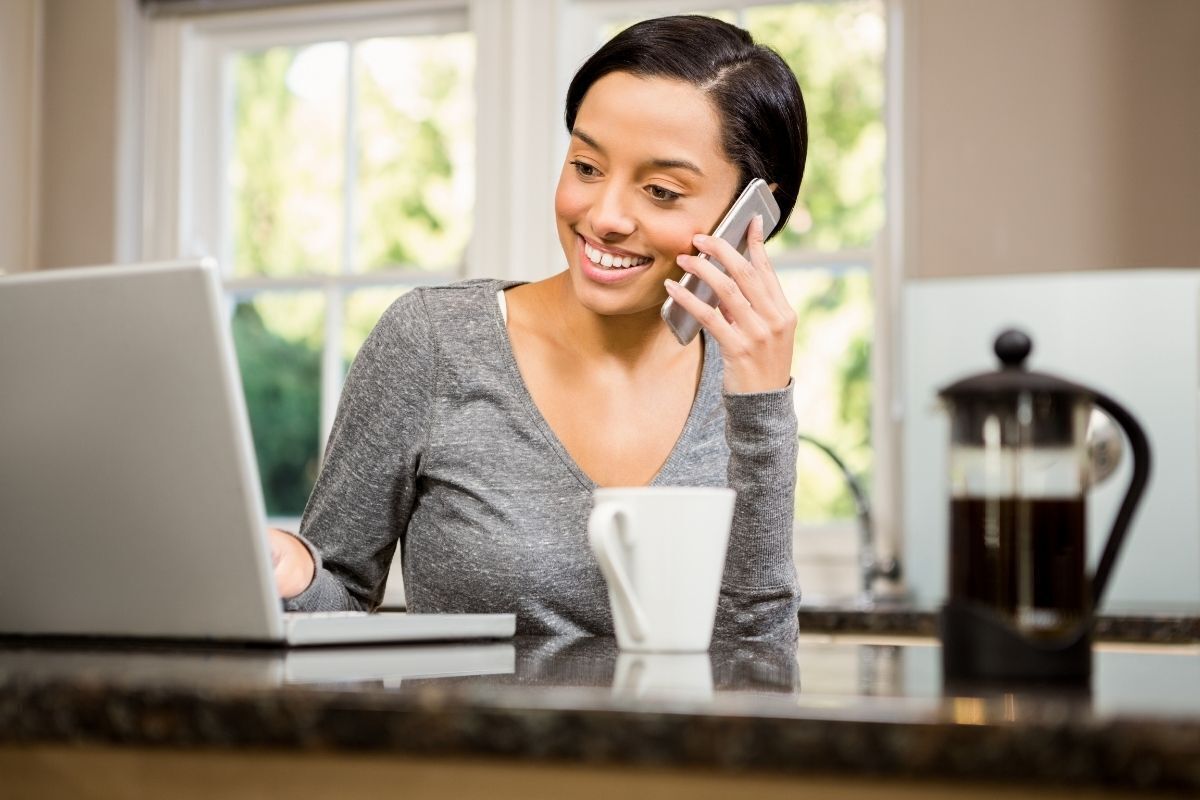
2, 633, 1199, 793
797, 600, 1200, 644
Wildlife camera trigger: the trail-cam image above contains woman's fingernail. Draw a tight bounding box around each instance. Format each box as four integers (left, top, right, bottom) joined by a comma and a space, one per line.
664, 278, 679, 291
692, 233, 708, 245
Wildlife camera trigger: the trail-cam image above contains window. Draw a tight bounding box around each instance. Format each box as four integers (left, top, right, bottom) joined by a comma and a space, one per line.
176, 4, 475, 521
749, 1, 885, 523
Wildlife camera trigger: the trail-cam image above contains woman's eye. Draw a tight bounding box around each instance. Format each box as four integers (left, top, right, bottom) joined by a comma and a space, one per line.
570, 160, 599, 178
647, 185, 681, 203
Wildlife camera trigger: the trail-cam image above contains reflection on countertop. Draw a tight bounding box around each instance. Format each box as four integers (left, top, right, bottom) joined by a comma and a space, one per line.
1, 633, 1199, 792
0, 636, 802, 696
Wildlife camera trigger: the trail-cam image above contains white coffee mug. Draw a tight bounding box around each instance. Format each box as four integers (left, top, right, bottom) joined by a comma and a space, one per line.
588, 486, 735, 652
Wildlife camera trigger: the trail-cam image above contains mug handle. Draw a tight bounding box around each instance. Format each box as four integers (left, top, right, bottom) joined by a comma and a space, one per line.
588, 503, 649, 643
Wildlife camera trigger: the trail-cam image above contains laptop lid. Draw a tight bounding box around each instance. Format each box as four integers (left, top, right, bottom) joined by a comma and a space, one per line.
0, 260, 286, 641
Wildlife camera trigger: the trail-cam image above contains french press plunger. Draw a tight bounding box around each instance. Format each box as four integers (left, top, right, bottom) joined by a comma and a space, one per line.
938, 329, 1151, 683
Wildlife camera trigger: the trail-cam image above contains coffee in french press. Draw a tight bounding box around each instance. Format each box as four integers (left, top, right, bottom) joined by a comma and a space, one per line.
937, 329, 1150, 683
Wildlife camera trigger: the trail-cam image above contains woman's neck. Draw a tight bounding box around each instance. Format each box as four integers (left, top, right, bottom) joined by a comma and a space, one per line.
535, 271, 690, 370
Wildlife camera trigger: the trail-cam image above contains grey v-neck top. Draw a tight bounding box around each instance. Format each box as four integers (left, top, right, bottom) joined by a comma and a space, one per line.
285, 279, 800, 641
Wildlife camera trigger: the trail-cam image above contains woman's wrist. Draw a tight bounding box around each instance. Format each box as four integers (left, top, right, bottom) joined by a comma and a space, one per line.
722, 376, 795, 397
268, 528, 317, 599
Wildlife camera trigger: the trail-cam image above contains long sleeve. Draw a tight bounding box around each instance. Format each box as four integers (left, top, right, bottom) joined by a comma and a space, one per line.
283, 290, 436, 612
712, 380, 800, 642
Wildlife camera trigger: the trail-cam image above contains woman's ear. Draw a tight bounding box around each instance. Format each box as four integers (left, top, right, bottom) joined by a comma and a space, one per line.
767, 182, 779, 193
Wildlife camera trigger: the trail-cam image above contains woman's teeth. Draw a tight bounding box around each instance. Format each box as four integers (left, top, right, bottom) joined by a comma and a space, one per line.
584, 242, 652, 270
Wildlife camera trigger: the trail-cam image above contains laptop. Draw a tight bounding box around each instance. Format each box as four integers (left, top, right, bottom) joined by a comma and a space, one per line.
0, 260, 515, 645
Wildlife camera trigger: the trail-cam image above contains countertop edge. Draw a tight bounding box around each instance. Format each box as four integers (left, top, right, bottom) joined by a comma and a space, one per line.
3, 678, 1200, 794
796, 607, 1200, 644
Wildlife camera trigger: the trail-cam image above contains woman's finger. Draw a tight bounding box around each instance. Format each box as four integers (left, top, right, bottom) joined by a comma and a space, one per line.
744, 215, 793, 314
693, 220, 793, 323
675, 252, 769, 339
663, 276, 741, 348
690, 229, 776, 312
691, 231, 763, 307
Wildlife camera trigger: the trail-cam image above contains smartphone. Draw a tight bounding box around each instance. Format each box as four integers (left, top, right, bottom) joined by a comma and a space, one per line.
660, 178, 782, 346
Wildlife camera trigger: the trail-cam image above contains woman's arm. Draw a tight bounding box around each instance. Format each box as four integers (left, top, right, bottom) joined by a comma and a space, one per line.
714, 384, 800, 641
665, 215, 801, 640
280, 290, 438, 612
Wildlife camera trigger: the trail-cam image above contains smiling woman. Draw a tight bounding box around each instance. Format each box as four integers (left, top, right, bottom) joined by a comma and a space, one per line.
270, 15, 809, 641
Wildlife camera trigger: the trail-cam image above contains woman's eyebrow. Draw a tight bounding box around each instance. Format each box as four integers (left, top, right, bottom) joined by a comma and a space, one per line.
648, 157, 704, 176
572, 128, 606, 153
572, 128, 705, 177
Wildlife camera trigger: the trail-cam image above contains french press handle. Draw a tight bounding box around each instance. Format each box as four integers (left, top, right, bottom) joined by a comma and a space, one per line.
1089, 390, 1152, 607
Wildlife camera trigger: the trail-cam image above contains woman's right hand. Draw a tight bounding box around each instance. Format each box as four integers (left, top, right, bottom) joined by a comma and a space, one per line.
267, 528, 316, 599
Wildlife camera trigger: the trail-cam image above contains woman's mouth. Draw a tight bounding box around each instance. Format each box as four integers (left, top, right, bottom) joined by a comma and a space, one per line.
582, 240, 652, 271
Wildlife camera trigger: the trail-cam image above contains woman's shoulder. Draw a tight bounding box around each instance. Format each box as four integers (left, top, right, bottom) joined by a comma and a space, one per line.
412, 278, 522, 307
370, 278, 526, 373
380, 278, 520, 326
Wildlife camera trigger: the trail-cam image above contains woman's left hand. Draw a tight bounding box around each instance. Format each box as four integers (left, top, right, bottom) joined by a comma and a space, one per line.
665, 214, 796, 394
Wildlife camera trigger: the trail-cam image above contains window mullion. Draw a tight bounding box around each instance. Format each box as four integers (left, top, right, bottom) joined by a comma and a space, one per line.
321, 285, 344, 464
221, 269, 460, 294
217, 45, 236, 279
341, 39, 358, 281
320, 39, 358, 460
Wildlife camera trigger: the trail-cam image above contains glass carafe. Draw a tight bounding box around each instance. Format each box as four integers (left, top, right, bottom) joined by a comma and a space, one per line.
938, 330, 1151, 683
947, 390, 1090, 636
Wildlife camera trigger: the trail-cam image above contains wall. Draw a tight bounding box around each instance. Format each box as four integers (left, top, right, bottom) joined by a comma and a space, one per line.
37, 0, 126, 270
0, 0, 40, 273
910, 0, 1200, 278
11, 0, 1200, 273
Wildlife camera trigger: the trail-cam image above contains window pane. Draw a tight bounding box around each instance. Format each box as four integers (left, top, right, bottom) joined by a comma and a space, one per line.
356, 33, 475, 272
231, 292, 325, 517
231, 43, 347, 277
780, 268, 873, 522
342, 286, 411, 372
746, 1, 886, 252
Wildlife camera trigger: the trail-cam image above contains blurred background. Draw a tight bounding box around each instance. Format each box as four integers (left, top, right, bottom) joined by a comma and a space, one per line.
1, 0, 1198, 600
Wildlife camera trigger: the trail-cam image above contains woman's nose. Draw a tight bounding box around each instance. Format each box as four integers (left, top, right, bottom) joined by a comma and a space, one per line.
589, 184, 636, 238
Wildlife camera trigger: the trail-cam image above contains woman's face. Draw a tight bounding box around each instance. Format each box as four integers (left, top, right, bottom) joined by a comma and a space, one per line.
554, 71, 741, 318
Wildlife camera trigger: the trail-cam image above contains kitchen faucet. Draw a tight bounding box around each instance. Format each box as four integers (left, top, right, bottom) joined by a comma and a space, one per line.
797, 433, 901, 602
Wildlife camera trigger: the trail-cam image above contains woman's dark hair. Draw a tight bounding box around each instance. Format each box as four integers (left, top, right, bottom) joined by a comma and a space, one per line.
565, 15, 807, 239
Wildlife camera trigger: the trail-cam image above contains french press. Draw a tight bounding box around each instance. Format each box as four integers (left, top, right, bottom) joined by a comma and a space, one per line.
938, 329, 1151, 683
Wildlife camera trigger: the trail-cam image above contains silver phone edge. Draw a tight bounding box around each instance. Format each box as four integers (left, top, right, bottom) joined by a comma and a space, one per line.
661, 271, 717, 346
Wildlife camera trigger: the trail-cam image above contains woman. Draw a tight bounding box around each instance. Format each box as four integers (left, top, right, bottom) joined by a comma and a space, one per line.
269, 15, 808, 641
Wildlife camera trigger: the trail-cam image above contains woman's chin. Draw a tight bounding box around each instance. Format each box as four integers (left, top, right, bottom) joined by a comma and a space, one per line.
568, 271, 666, 319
